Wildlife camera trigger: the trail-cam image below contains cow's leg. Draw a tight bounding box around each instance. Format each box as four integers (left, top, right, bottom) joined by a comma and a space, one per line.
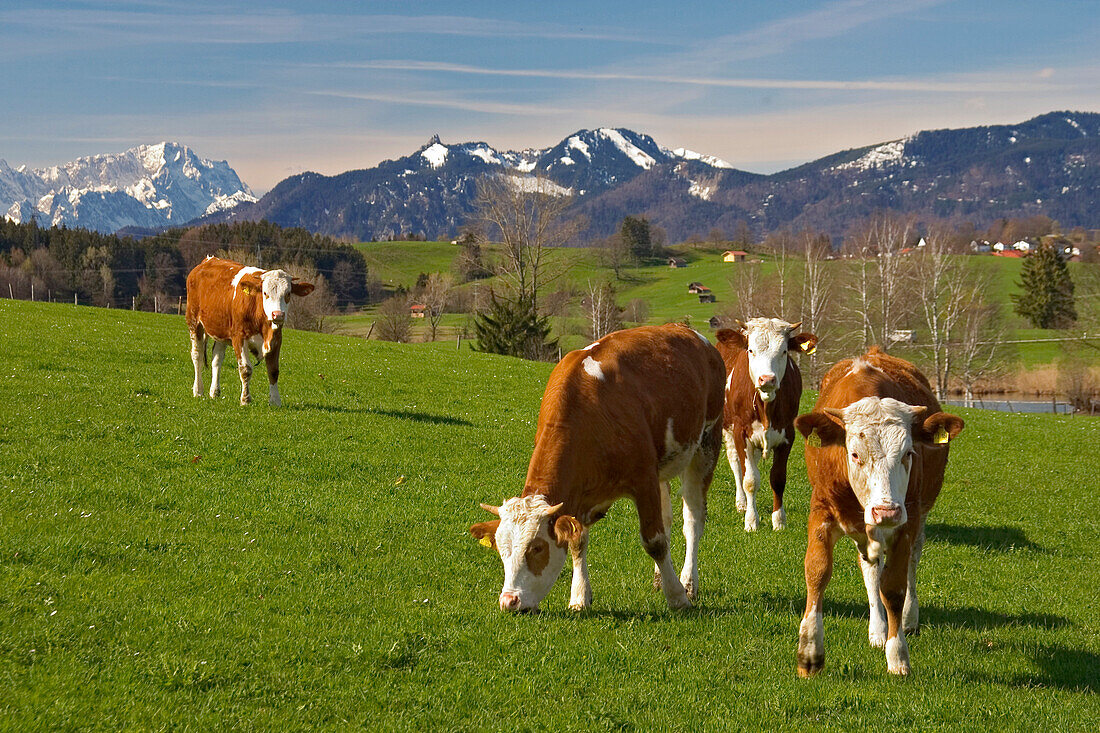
769, 437, 792, 530
859, 552, 887, 648
903, 520, 926, 635
568, 526, 592, 611
723, 428, 747, 513
880, 533, 914, 675
234, 337, 253, 405
798, 511, 841, 677
636, 477, 691, 610
653, 479, 673, 591
189, 327, 205, 398
679, 421, 720, 600
264, 346, 281, 406
208, 340, 227, 398
742, 444, 763, 532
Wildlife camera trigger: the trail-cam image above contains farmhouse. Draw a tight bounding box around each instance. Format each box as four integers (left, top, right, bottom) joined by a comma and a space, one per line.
722, 250, 748, 262
410, 304, 427, 318
687, 282, 708, 294
668, 257, 687, 268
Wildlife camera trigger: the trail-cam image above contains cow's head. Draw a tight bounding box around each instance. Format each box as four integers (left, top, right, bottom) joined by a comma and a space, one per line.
237, 270, 315, 328
722, 318, 818, 403
795, 397, 963, 529
470, 496, 580, 612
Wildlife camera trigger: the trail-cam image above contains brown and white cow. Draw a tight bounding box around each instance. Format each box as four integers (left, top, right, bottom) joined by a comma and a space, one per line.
715, 319, 817, 532
185, 256, 314, 406
470, 324, 726, 613
793, 347, 964, 676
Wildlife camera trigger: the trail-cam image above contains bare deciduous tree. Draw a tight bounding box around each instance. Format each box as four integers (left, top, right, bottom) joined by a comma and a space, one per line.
375, 294, 413, 343
582, 281, 623, 340
798, 230, 835, 387
842, 212, 916, 351
475, 173, 585, 313
420, 272, 453, 341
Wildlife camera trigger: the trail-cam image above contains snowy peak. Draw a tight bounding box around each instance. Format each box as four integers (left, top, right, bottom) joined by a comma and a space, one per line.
1, 142, 256, 233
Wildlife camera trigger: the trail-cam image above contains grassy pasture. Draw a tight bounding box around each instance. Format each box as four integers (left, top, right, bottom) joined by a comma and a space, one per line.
1, 299, 1098, 730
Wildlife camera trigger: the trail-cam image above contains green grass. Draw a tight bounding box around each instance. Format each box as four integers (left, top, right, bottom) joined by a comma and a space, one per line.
5, 299, 1096, 729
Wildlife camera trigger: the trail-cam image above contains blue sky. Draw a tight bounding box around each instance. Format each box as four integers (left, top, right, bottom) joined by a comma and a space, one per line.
3, 0, 1098, 192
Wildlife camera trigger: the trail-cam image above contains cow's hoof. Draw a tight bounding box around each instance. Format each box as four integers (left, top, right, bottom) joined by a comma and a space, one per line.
744, 517, 759, 532
681, 577, 697, 601
797, 656, 824, 677
667, 593, 692, 610
736, 501, 747, 513
652, 570, 662, 591
869, 630, 887, 649
772, 510, 786, 530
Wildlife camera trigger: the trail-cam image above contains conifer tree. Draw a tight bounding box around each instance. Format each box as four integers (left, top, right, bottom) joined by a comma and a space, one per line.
474, 291, 558, 361
1012, 243, 1077, 328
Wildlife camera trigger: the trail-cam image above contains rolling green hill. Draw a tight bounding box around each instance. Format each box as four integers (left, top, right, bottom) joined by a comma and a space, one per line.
341, 241, 1096, 367
1, 299, 1098, 729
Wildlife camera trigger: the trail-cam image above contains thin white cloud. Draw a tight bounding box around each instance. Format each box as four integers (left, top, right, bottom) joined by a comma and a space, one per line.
325, 60, 1065, 94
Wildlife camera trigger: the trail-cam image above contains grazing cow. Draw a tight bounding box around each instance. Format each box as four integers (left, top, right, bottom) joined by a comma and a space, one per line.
470, 324, 726, 613
185, 256, 314, 406
793, 348, 964, 676
715, 319, 818, 532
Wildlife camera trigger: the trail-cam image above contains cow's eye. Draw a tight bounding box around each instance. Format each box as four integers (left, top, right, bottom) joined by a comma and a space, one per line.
850, 452, 861, 464
748, 349, 755, 356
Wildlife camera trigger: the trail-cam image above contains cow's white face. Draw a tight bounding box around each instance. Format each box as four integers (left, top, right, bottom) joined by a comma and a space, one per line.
743, 318, 798, 403
489, 496, 568, 612
830, 397, 923, 529
260, 270, 294, 328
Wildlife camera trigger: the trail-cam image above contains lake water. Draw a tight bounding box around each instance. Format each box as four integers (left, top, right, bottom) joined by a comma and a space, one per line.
945, 395, 1075, 414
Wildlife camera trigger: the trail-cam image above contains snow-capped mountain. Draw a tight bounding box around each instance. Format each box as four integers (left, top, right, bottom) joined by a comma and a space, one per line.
1, 142, 255, 234
212, 112, 1100, 242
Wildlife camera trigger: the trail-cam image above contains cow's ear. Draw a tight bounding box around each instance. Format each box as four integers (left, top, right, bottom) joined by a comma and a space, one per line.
914, 412, 964, 445
795, 411, 845, 446
553, 515, 584, 549
789, 332, 818, 355
716, 328, 748, 350
239, 272, 263, 291
291, 281, 315, 297
470, 520, 500, 550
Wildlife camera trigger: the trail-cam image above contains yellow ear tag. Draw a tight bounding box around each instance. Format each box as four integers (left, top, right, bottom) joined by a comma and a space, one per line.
479, 536, 492, 549
934, 426, 949, 444
241, 286, 252, 295
807, 432, 821, 448
800, 341, 816, 355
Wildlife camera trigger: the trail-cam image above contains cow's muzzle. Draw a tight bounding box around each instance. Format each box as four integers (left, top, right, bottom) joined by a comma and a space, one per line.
499, 591, 537, 613
270, 311, 285, 327
870, 503, 904, 527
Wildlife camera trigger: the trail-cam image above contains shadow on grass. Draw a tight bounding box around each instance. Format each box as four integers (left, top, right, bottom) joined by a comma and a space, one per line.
1017, 645, 1100, 693
925, 522, 1045, 552
295, 403, 473, 426
758, 593, 1069, 631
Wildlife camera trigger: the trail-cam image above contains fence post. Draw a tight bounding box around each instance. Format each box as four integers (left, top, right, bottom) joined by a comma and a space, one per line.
132, 295, 136, 310
30, 283, 34, 301
7, 283, 12, 299
74, 292, 78, 306
456, 334, 462, 351
177, 296, 182, 315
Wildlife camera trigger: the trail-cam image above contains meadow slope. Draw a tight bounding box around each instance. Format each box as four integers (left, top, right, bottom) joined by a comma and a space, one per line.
1, 300, 1098, 730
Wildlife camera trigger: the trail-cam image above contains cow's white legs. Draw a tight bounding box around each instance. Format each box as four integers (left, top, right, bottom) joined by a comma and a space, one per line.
904, 524, 925, 634
568, 528, 592, 611
208, 340, 227, 398
742, 446, 762, 532
190, 331, 205, 398
236, 343, 253, 405
724, 429, 747, 513
679, 464, 709, 601
860, 553, 887, 648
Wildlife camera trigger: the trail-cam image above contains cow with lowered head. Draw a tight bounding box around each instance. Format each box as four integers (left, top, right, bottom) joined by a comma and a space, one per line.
186, 256, 314, 406
793, 347, 963, 676
715, 318, 817, 532
470, 324, 726, 613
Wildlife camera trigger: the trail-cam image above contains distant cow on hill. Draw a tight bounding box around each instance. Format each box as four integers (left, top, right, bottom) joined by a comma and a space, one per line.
794, 348, 964, 676
185, 256, 314, 406
470, 324, 726, 613
715, 319, 817, 532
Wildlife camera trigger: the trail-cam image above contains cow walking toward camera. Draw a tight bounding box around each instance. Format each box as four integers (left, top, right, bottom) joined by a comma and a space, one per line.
715, 319, 817, 532
185, 256, 314, 406
793, 348, 963, 676
470, 324, 726, 613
